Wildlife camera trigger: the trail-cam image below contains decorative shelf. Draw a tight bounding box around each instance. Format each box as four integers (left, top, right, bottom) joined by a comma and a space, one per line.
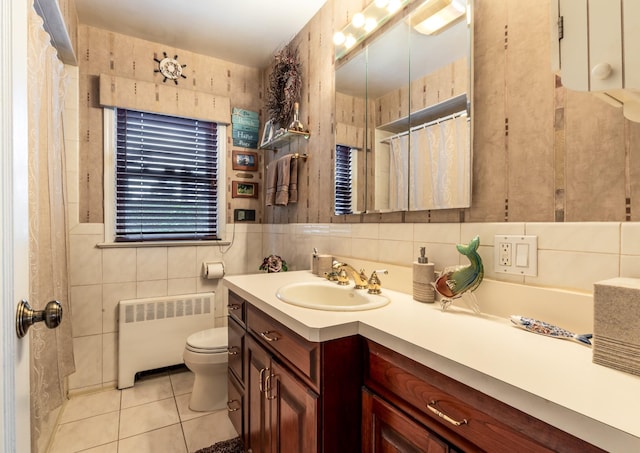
378, 93, 468, 134
260, 129, 311, 150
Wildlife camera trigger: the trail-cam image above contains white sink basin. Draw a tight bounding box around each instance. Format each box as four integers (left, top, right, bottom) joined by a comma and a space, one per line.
276, 282, 390, 311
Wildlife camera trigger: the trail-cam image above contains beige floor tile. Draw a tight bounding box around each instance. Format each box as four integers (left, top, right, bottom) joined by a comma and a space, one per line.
119, 397, 180, 439
59, 389, 121, 423
169, 368, 195, 396
182, 410, 238, 453
80, 442, 118, 453
120, 373, 173, 408
117, 424, 188, 453
175, 393, 213, 422
49, 412, 119, 453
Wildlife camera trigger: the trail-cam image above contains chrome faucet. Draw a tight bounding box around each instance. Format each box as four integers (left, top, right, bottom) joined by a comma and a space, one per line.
332, 261, 368, 289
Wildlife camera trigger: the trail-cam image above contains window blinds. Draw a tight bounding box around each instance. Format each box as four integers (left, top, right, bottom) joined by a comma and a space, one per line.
335, 144, 354, 215
115, 109, 219, 241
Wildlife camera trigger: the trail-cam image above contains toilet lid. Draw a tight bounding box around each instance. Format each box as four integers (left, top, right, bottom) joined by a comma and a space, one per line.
186, 328, 228, 351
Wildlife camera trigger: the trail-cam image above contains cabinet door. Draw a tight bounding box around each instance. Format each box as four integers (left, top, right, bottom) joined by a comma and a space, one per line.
363, 389, 451, 453
247, 336, 272, 453
268, 360, 318, 453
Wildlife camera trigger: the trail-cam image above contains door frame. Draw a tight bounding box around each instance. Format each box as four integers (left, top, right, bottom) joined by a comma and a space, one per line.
1, 0, 31, 451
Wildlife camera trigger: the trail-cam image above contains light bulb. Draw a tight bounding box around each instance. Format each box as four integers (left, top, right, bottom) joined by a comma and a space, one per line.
352, 12, 365, 28
387, 0, 401, 13
345, 34, 357, 49
333, 32, 346, 46
374, 0, 388, 7
364, 18, 377, 32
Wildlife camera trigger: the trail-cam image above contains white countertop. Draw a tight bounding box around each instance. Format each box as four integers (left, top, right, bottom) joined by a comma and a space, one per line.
224, 271, 640, 451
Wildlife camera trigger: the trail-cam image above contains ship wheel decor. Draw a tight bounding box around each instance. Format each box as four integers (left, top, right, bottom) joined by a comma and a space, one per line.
154, 52, 187, 84
266, 42, 301, 127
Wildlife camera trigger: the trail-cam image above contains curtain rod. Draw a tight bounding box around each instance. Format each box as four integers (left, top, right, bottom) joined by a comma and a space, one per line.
379, 110, 468, 144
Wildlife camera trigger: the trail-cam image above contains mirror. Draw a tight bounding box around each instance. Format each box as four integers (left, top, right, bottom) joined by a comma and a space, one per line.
334, 0, 471, 215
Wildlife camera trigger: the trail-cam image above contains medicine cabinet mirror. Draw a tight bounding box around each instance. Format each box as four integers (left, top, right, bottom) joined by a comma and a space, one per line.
334, 0, 472, 215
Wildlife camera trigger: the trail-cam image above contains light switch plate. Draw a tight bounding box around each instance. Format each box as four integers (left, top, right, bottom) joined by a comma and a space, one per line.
494, 235, 537, 276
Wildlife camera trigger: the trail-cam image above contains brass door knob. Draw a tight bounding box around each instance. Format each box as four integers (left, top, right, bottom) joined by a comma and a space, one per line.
16, 299, 63, 338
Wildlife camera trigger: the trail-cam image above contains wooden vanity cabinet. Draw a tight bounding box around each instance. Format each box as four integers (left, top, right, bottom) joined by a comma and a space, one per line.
363, 339, 604, 453
228, 291, 362, 453
227, 291, 247, 445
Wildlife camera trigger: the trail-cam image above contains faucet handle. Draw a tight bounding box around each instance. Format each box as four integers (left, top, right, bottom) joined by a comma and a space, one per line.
368, 269, 388, 294
337, 268, 350, 286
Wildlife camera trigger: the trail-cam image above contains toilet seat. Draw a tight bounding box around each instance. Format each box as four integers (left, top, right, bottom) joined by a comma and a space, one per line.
185, 328, 227, 354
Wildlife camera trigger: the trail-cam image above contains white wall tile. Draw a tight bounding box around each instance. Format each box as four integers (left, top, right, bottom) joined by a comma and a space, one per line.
379, 239, 413, 265
102, 282, 136, 333
526, 222, 620, 253
69, 234, 103, 286
168, 278, 198, 295
461, 222, 525, 246
529, 250, 619, 291
168, 246, 198, 278
102, 247, 136, 283
352, 223, 379, 239
330, 223, 352, 237
68, 335, 103, 390
102, 332, 117, 383
136, 247, 168, 281
352, 237, 379, 261
620, 255, 640, 278
70, 284, 103, 337
621, 222, 640, 255
379, 223, 413, 241
414, 223, 460, 244
136, 281, 167, 299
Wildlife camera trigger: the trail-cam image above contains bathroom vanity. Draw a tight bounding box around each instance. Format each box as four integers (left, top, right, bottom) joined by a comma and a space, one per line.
224, 271, 640, 452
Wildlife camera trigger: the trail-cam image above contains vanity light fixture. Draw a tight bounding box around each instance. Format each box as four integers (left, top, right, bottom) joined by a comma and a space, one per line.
334, 0, 410, 60
410, 0, 466, 35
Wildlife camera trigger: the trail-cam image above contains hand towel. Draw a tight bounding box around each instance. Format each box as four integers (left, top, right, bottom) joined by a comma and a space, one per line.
288, 156, 298, 203
275, 154, 293, 205
265, 160, 277, 206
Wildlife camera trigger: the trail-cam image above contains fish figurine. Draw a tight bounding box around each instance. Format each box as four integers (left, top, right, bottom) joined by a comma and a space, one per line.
434, 235, 484, 300
510, 315, 593, 346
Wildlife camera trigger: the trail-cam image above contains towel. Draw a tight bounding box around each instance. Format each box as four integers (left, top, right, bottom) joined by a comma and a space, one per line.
275, 154, 294, 205
289, 157, 298, 203
265, 160, 278, 206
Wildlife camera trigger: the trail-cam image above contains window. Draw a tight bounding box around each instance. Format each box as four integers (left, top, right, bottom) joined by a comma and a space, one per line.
335, 144, 355, 215
113, 108, 222, 242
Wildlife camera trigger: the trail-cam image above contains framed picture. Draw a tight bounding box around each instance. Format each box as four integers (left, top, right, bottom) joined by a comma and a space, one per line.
232, 181, 259, 198
232, 150, 258, 171
260, 119, 274, 147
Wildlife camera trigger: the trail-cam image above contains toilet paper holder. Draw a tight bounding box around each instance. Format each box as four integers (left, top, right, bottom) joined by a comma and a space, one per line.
202, 261, 225, 279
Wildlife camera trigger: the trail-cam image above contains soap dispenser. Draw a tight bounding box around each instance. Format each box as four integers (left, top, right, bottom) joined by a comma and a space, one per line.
413, 247, 435, 303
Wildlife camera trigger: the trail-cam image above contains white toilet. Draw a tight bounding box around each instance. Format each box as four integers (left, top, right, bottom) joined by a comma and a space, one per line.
183, 327, 228, 412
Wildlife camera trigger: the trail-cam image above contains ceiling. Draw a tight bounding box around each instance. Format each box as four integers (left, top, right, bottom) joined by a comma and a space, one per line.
74, 0, 327, 68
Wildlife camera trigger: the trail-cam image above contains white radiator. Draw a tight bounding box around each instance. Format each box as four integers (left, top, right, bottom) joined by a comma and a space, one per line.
118, 292, 215, 389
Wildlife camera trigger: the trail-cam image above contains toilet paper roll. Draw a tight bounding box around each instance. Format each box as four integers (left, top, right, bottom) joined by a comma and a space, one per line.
203, 262, 225, 279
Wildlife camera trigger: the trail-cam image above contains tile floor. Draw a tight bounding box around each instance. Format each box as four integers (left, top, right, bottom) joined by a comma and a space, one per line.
49, 367, 238, 453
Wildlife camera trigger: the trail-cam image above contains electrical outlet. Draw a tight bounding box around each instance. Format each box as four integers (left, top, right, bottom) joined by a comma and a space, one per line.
499, 242, 512, 266
494, 235, 538, 276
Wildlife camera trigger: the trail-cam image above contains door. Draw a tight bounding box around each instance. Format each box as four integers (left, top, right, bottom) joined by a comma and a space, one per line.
247, 336, 272, 453
269, 361, 318, 453
1, 0, 31, 451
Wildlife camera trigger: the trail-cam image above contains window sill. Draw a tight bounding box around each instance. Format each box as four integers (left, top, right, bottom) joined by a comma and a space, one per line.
96, 240, 231, 249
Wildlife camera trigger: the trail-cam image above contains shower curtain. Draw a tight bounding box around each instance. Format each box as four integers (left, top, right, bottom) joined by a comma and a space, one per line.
388, 134, 409, 211
410, 114, 470, 210
27, 6, 75, 451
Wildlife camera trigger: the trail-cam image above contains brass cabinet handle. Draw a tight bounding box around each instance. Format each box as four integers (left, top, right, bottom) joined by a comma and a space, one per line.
260, 330, 279, 342
265, 373, 277, 400
227, 400, 240, 412
259, 368, 267, 393
227, 304, 240, 310
427, 400, 468, 427
227, 346, 239, 355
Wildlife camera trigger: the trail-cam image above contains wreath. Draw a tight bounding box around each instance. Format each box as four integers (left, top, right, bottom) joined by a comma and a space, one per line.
266, 42, 302, 128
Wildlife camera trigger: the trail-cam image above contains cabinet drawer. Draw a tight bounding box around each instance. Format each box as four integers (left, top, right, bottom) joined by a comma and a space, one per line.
227, 370, 244, 440
364, 340, 603, 453
246, 303, 320, 388
228, 316, 244, 383
227, 291, 246, 326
